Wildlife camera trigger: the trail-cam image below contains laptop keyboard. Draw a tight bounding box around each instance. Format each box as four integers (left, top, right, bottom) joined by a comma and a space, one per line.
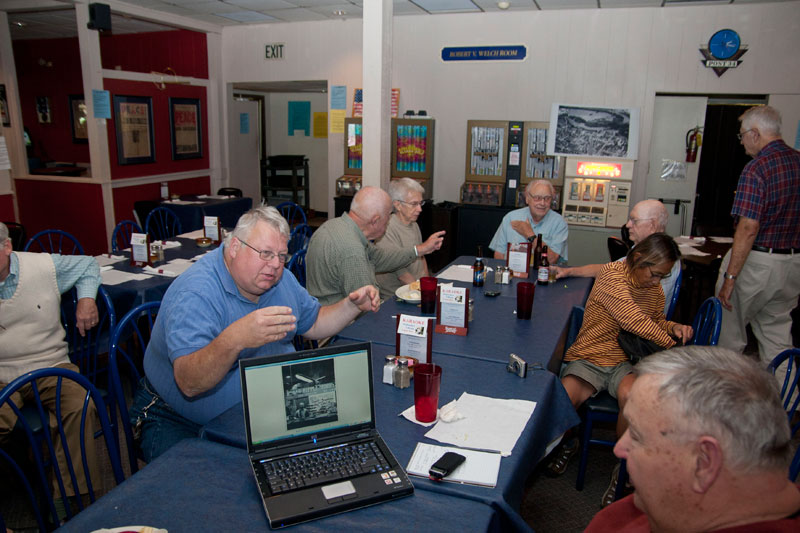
263, 441, 391, 494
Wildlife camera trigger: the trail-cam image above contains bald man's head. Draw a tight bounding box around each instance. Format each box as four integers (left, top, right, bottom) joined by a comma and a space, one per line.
626, 200, 669, 244
349, 186, 394, 240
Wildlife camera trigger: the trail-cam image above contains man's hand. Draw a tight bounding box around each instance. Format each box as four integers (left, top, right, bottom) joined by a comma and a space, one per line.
75, 298, 99, 337
348, 285, 380, 314
231, 306, 297, 349
510, 220, 534, 240
553, 266, 571, 280
672, 324, 694, 344
418, 231, 445, 255
718, 278, 735, 311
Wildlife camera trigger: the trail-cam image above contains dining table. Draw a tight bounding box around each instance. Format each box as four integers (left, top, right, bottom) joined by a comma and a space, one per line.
161, 194, 253, 232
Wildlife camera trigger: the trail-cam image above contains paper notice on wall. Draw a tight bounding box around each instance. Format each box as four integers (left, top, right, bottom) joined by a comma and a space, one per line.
660, 159, 687, 181
0, 137, 11, 170
330, 109, 345, 134
313, 112, 328, 138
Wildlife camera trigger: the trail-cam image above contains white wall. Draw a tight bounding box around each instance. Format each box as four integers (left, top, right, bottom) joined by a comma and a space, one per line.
221, 2, 800, 216
267, 92, 329, 212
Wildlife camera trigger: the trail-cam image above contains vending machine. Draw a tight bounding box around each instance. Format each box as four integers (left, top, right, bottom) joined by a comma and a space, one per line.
562, 158, 633, 227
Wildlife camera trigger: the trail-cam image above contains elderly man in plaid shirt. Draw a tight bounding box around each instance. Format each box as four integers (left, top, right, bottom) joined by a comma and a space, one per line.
716, 105, 800, 381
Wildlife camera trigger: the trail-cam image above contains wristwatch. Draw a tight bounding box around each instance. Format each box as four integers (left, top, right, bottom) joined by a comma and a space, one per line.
527, 235, 536, 243
723, 271, 737, 280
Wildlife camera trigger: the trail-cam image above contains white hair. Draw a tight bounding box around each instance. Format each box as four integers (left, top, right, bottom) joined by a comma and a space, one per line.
229, 206, 290, 245
0, 222, 8, 244
526, 179, 555, 196
388, 178, 424, 203
740, 106, 782, 137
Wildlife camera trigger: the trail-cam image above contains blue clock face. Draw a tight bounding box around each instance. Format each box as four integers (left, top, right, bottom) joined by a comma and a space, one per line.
709, 29, 740, 60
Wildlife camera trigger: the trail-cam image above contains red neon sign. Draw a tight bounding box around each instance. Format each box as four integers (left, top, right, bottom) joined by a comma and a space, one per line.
576, 161, 622, 178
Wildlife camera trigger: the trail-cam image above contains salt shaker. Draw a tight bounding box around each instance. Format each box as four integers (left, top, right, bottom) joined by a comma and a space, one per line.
383, 355, 396, 385
393, 357, 411, 389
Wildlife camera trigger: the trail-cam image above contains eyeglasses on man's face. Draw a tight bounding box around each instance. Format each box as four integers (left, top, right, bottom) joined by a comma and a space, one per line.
628, 217, 653, 226
527, 194, 553, 203
647, 266, 672, 280
238, 238, 291, 264
737, 129, 755, 141
399, 199, 427, 208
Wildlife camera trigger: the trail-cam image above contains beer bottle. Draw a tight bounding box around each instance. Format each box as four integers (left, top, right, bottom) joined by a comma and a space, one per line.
538, 245, 550, 285
532, 234, 543, 271
473, 246, 485, 287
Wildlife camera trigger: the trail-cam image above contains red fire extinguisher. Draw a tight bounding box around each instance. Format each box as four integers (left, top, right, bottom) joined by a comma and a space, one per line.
686, 127, 702, 163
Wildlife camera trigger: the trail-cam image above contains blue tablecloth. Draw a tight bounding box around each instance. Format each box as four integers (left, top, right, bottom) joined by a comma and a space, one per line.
337, 257, 593, 370
56, 438, 500, 532
201, 344, 579, 532
162, 195, 252, 232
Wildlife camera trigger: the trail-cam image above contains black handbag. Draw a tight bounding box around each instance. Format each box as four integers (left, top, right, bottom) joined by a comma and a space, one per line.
617, 329, 663, 364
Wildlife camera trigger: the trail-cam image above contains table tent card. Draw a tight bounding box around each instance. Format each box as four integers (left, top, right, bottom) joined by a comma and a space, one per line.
130, 232, 151, 266
204, 215, 221, 244
506, 242, 530, 278
395, 314, 433, 364
435, 285, 469, 336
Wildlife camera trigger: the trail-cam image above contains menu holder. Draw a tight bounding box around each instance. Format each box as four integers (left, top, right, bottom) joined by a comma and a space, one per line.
506, 242, 531, 278
204, 216, 221, 244
434, 286, 469, 336
395, 314, 434, 364
130, 232, 151, 267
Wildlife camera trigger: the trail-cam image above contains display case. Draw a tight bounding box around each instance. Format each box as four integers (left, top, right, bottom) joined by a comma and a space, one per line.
391, 118, 435, 180
464, 120, 509, 184
460, 181, 503, 206
521, 121, 561, 183
335, 175, 362, 197
343, 118, 363, 175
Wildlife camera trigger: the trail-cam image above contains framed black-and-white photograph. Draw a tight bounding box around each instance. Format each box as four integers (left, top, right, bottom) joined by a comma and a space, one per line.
69, 95, 88, 143
113, 95, 155, 165
547, 104, 640, 160
169, 97, 202, 160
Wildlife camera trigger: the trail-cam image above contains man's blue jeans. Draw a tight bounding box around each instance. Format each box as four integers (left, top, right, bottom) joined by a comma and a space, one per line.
129, 377, 201, 462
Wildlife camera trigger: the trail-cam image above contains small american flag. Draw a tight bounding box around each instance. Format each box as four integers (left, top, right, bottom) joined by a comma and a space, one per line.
352, 88, 400, 118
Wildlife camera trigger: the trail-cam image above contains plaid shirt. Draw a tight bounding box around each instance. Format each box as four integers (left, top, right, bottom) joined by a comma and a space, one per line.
731, 139, 800, 249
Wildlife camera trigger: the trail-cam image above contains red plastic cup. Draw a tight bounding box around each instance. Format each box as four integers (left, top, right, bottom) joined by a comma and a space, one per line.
420, 276, 438, 314
516, 282, 535, 320
414, 363, 442, 423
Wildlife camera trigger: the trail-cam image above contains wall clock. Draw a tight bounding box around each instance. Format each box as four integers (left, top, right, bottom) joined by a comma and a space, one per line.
708, 29, 741, 60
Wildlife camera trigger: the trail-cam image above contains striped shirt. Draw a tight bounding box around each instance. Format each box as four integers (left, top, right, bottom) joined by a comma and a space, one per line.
564, 261, 677, 367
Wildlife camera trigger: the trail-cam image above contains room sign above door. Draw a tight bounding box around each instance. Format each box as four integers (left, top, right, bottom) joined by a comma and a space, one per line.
441, 45, 526, 62
699, 29, 748, 77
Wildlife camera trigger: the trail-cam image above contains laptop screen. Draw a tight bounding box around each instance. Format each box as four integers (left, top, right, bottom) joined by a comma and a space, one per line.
242, 345, 373, 448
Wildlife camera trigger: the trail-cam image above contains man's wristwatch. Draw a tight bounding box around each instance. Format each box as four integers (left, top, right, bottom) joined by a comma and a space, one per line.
527, 235, 536, 243
723, 271, 737, 280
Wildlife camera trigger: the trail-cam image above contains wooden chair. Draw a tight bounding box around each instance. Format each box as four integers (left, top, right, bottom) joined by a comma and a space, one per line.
111, 220, 142, 253
24, 229, 85, 255
145, 207, 182, 241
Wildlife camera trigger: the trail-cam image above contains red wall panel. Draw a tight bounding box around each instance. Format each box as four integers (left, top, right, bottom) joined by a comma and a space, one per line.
100, 30, 208, 79
0, 194, 15, 221
15, 180, 107, 255
112, 176, 210, 226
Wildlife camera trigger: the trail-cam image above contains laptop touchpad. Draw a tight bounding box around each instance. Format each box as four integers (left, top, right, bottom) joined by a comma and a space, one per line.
322, 480, 356, 502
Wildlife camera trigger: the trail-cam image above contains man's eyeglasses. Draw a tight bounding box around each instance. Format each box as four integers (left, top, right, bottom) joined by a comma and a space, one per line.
737, 129, 755, 141
647, 266, 672, 280
628, 217, 652, 226
527, 194, 553, 203
238, 238, 291, 264
399, 200, 427, 208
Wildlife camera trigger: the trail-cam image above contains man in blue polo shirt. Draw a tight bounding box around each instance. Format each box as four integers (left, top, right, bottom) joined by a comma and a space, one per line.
489, 179, 568, 265
132, 206, 380, 461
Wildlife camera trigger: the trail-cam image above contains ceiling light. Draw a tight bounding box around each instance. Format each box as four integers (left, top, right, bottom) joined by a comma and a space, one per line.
12, 21, 26, 28
333, 10, 347, 16
497, 1, 510, 9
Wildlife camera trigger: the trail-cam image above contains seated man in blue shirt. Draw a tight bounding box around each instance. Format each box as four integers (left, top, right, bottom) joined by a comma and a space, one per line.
132, 206, 381, 461
489, 180, 568, 265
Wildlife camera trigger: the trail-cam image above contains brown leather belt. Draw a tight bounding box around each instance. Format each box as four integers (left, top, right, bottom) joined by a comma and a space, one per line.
751, 245, 800, 255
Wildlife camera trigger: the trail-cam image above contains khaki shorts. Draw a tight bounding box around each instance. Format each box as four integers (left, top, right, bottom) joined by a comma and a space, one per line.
560, 359, 633, 399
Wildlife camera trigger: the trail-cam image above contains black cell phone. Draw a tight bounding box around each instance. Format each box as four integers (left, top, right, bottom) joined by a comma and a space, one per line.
484, 290, 501, 297
429, 452, 466, 480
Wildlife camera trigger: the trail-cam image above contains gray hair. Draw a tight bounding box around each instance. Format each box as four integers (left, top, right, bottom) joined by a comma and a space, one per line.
229, 206, 290, 245
740, 105, 782, 137
635, 346, 792, 472
0, 221, 8, 245
526, 179, 556, 196
388, 177, 424, 203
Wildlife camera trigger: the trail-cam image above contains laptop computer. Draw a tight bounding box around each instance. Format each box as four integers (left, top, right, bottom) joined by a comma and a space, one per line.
239, 341, 414, 528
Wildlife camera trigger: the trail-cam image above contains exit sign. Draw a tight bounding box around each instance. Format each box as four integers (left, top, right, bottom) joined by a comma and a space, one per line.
265, 43, 285, 60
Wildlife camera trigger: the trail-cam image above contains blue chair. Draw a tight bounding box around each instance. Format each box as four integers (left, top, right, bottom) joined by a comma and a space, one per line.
145, 207, 182, 241
111, 220, 142, 253
767, 348, 800, 481
0, 446, 47, 532
108, 301, 161, 474
276, 201, 307, 228
24, 229, 85, 255
287, 249, 307, 288
689, 296, 722, 346
60, 286, 116, 388
665, 266, 682, 320
288, 223, 313, 255
0, 367, 125, 525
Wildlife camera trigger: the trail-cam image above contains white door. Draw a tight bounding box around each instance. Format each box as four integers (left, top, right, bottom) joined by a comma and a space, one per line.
645, 96, 708, 236
228, 98, 261, 205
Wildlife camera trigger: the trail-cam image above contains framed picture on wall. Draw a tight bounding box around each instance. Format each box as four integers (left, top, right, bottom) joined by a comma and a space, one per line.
546, 103, 640, 160
36, 96, 51, 124
69, 95, 88, 143
169, 97, 202, 160
113, 95, 155, 165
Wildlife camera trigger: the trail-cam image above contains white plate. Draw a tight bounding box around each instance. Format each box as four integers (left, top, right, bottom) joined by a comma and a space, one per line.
395, 283, 421, 303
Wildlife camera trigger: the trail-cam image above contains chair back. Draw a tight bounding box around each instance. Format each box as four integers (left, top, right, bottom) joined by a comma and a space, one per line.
276, 201, 307, 227
607, 236, 629, 261
767, 348, 800, 428
689, 296, 722, 346
133, 200, 160, 229
111, 220, 142, 253
217, 187, 243, 197
0, 367, 125, 524
24, 229, 85, 255
0, 446, 48, 532
665, 266, 682, 320
145, 206, 182, 241
3, 221, 27, 250
108, 301, 161, 474
288, 223, 313, 254
61, 286, 116, 387
287, 249, 307, 288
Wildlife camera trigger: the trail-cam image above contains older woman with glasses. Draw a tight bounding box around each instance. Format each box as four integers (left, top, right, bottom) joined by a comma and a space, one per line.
545, 233, 693, 502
